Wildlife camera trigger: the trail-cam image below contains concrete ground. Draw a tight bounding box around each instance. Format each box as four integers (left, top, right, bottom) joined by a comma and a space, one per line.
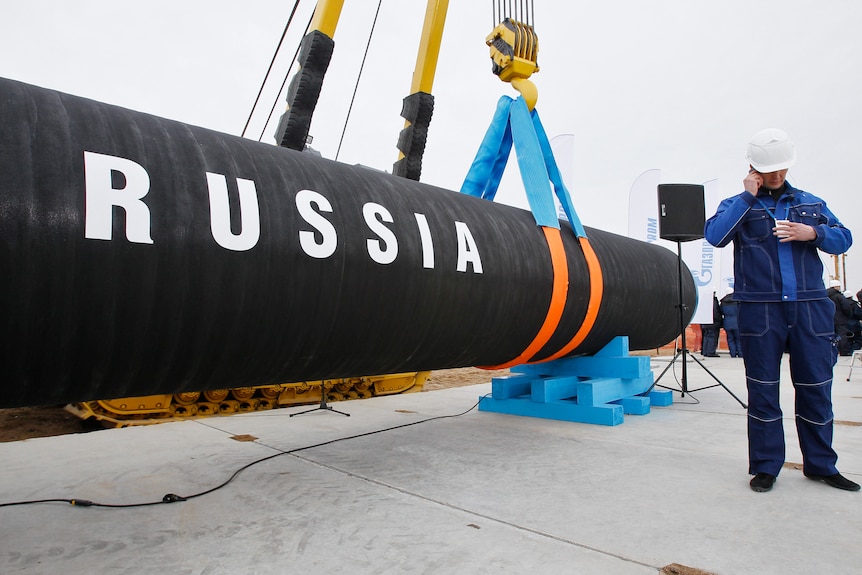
1, 353, 860, 575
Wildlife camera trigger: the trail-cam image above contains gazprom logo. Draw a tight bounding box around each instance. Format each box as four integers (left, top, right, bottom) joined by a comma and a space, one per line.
693, 240, 714, 287
645, 217, 658, 243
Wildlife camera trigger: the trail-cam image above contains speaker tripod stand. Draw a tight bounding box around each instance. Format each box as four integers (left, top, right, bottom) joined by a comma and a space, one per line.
650, 240, 747, 408
290, 382, 350, 417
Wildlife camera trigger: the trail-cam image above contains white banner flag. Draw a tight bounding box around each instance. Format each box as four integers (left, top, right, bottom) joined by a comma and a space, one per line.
626, 169, 662, 242
681, 179, 721, 324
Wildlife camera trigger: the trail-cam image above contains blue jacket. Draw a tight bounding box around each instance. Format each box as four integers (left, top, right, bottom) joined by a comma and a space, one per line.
704, 183, 851, 302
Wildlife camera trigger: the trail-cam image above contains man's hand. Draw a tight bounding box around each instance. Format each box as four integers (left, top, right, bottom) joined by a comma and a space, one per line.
744, 169, 762, 195
773, 220, 816, 242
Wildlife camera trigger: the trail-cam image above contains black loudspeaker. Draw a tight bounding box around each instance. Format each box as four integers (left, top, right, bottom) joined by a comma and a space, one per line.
658, 184, 705, 242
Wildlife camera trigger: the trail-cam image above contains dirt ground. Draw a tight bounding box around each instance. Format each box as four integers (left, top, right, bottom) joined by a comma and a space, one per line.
422, 366, 510, 391
0, 367, 508, 443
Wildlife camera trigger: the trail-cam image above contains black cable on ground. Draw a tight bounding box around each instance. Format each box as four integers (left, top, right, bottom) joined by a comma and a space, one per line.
0, 395, 489, 510
653, 343, 702, 405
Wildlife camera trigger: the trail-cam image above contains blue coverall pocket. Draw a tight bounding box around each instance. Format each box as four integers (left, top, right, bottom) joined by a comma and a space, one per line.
740, 212, 772, 240
805, 298, 837, 337
737, 302, 770, 337
790, 202, 827, 226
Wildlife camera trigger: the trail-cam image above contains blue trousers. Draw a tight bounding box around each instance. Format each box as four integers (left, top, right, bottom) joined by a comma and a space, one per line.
701, 325, 719, 355
725, 328, 742, 357
737, 300, 838, 477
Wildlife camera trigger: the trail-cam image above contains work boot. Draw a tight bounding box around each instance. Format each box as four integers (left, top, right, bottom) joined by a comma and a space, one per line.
750, 473, 775, 492
804, 472, 861, 491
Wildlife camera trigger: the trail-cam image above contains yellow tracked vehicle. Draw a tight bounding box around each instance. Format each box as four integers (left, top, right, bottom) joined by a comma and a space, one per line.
66, 372, 429, 427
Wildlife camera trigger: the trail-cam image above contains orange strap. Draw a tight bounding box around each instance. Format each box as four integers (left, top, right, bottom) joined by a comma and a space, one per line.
481, 226, 569, 370
539, 237, 603, 362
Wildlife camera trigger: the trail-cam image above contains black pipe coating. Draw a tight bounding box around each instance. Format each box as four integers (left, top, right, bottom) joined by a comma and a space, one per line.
0, 77, 695, 408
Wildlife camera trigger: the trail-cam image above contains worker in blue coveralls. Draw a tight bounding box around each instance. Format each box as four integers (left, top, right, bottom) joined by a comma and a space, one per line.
704, 128, 859, 493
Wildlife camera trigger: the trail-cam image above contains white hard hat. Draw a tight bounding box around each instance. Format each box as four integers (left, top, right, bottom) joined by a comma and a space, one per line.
829, 279, 841, 288
844, 290, 855, 298
746, 128, 796, 173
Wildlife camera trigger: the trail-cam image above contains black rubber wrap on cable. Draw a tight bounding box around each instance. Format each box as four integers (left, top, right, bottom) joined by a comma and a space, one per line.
275, 30, 334, 151
0, 77, 695, 408
393, 91, 435, 181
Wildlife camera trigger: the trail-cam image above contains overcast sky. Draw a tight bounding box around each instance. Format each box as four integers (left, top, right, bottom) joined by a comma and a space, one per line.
3, 0, 861, 290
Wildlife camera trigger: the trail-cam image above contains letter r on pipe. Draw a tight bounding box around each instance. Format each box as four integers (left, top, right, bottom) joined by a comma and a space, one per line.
84, 151, 153, 244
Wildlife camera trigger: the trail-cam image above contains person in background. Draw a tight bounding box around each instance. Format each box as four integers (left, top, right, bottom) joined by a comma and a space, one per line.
704, 128, 858, 493
827, 280, 859, 356
842, 289, 862, 352
719, 289, 742, 358
700, 291, 722, 357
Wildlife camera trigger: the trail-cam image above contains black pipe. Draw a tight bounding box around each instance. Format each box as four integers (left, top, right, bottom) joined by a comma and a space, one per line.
0, 77, 695, 408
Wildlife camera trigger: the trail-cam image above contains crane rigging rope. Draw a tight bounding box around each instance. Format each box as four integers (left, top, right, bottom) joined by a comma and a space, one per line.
240, 0, 305, 140
256, 11, 314, 143
242, 0, 385, 151
493, 0, 534, 28
335, 0, 384, 161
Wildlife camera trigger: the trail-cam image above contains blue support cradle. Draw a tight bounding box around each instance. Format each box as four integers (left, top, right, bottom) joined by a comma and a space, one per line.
461, 96, 676, 425
478, 336, 673, 426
